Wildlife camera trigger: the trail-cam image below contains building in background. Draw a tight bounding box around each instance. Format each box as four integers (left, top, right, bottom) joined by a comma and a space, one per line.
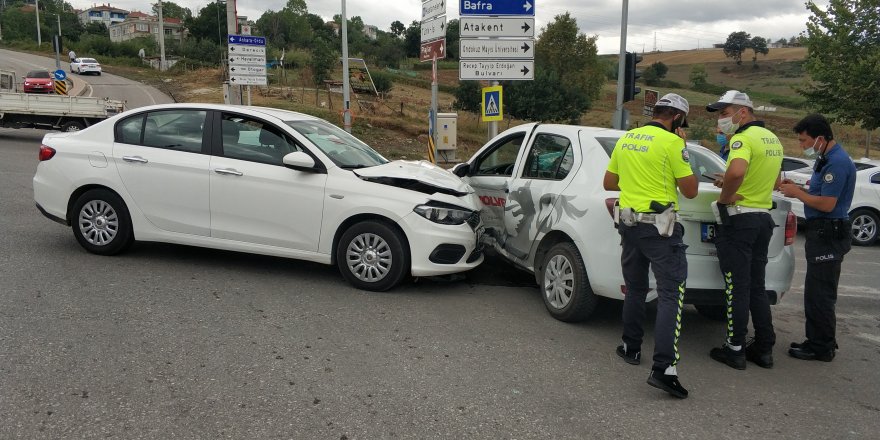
77, 4, 129, 27
108, 12, 185, 43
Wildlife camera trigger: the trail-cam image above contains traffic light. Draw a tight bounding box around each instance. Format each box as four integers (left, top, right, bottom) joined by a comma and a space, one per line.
623, 51, 642, 102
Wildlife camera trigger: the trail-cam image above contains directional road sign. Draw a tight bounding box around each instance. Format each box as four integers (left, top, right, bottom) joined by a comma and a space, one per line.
228, 55, 266, 66
420, 39, 446, 62
228, 45, 266, 56
460, 17, 535, 37
459, 38, 534, 59
230, 75, 267, 85
420, 16, 447, 43
422, 0, 447, 22
459, 60, 534, 80
53, 69, 67, 81
460, 0, 535, 16
227, 35, 265, 46
229, 65, 267, 76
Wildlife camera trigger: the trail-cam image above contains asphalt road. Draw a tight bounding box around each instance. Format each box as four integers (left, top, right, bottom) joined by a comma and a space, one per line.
0, 49, 173, 109
2, 127, 880, 437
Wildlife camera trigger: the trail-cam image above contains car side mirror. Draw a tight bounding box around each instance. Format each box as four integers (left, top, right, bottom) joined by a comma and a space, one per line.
282, 151, 321, 173
452, 162, 470, 177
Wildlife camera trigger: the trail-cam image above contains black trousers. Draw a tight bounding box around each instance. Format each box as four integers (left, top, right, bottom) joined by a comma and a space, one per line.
714, 212, 776, 350
619, 222, 687, 372
803, 220, 851, 354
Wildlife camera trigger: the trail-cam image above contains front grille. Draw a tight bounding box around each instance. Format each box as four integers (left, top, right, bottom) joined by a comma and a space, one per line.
466, 210, 482, 231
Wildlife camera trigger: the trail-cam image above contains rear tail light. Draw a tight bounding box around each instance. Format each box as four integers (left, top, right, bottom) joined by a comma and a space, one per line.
784, 211, 797, 246
605, 198, 618, 218
39, 145, 56, 161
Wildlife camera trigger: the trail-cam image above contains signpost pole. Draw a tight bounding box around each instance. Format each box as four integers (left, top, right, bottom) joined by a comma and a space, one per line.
614, 0, 629, 130
341, 0, 352, 133
226, 0, 241, 104
431, 55, 438, 160
488, 80, 499, 140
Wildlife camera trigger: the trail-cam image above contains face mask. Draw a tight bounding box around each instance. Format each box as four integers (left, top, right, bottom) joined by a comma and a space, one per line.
717, 109, 743, 135
803, 137, 821, 159
716, 134, 728, 148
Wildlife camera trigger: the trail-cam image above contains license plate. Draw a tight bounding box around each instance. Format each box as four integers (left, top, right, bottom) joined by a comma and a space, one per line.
701, 223, 717, 243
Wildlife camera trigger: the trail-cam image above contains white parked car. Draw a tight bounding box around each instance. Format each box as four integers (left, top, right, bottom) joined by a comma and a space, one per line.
454, 123, 796, 321
781, 156, 814, 189
787, 159, 880, 246
70, 57, 102, 75
33, 104, 483, 290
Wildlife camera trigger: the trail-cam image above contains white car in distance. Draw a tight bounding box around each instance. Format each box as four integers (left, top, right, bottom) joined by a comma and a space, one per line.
454, 123, 796, 322
70, 57, 102, 75
33, 104, 483, 290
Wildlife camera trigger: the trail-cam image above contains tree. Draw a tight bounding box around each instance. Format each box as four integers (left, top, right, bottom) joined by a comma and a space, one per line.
723, 31, 751, 65
153, 1, 192, 21
403, 21, 421, 58
800, 0, 880, 130
749, 36, 769, 66
446, 19, 460, 60
282, 0, 308, 15
774, 37, 788, 47
453, 81, 481, 112
642, 61, 668, 86
186, 1, 226, 44
506, 70, 590, 123
390, 20, 405, 37
689, 64, 708, 87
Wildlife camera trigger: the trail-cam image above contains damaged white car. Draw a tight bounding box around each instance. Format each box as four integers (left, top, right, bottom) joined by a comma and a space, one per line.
33, 104, 483, 290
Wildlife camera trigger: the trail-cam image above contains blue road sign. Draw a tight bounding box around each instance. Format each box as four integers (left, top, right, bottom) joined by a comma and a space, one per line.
460, 0, 535, 16
227, 35, 266, 46
53, 69, 67, 81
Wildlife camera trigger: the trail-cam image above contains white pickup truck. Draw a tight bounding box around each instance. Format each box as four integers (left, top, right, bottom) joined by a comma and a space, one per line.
0, 69, 124, 131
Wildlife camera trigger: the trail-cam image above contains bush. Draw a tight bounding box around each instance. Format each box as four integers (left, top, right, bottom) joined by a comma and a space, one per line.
369, 70, 393, 95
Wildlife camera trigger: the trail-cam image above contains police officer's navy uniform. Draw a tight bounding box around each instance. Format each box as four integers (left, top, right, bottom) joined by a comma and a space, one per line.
607, 121, 693, 376
799, 144, 856, 357
714, 121, 783, 356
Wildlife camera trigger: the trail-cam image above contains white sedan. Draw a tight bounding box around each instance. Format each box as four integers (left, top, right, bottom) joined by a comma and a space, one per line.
70, 57, 102, 75
33, 103, 483, 290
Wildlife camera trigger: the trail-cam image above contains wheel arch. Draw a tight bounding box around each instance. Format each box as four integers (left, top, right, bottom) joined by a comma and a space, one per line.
67, 184, 126, 223
330, 213, 412, 268
533, 230, 577, 278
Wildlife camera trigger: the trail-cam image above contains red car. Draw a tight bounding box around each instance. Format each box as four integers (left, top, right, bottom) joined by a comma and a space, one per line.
23, 70, 55, 94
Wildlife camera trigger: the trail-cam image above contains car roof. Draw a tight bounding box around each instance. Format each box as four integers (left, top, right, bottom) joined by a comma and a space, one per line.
122, 103, 322, 122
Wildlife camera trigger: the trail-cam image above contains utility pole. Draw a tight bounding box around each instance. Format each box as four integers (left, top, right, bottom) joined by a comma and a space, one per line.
157, 0, 166, 71
341, 0, 351, 133
54, 14, 60, 69
35, 0, 41, 45
225, 0, 241, 104
613, 0, 629, 130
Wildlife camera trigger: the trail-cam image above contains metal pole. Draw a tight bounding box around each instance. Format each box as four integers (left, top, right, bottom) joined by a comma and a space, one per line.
247, 85, 251, 105
431, 56, 438, 157
614, 0, 629, 130
488, 80, 499, 139
54, 14, 60, 69
35, 0, 41, 45
157, 0, 166, 71
225, 0, 241, 104
341, 0, 351, 133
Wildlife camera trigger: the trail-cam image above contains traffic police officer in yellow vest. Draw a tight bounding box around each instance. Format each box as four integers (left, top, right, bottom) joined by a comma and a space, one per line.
707, 90, 783, 370
604, 93, 698, 399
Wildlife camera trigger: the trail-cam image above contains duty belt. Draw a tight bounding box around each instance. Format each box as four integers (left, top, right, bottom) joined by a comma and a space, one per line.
619, 210, 679, 224
726, 206, 770, 216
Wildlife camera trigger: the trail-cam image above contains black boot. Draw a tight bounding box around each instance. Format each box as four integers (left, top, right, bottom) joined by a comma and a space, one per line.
616, 345, 641, 365
745, 339, 773, 369
646, 369, 688, 399
710, 344, 746, 370
789, 346, 835, 362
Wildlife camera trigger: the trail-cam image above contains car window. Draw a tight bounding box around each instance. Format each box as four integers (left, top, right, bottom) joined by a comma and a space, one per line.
81, 58, 98, 64
285, 119, 386, 169
142, 110, 206, 153
222, 113, 299, 165
522, 133, 573, 180
855, 162, 876, 171
871, 172, 880, 184
116, 114, 144, 145
27, 71, 50, 78
474, 133, 524, 176
782, 157, 810, 171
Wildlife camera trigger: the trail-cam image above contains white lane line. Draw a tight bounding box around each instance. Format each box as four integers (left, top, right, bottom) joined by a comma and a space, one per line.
136, 83, 158, 105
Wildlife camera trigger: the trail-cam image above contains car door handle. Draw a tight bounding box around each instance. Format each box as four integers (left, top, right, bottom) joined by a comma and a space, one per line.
122, 155, 148, 163
213, 168, 243, 176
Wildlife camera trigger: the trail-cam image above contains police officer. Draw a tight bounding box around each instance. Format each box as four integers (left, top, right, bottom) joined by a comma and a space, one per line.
604, 93, 698, 399
778, 114, 856, 362
706, 90, 783, 370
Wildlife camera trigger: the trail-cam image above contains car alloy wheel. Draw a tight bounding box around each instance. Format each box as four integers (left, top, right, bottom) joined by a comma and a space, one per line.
346, 232, 392, 283
336, 220, 408, 291
71, 189, 134, 255
544, 254, 574, 309
850, 209, 879, 246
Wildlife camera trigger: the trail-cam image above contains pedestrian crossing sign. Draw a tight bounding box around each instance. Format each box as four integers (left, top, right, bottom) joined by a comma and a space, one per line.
482, 86, 503, 122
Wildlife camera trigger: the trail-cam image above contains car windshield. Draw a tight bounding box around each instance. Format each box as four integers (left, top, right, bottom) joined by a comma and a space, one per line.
854, 162, 876, 171
285, 119, 388, 168
26, 71, 50, 78
81, 58, 98, 64
596, 136, 725, 183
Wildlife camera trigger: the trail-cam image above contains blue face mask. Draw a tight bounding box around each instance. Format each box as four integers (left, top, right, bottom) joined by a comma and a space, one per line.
716, 133, 729, 148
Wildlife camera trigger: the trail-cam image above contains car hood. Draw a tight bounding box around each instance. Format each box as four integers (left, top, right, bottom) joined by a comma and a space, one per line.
354, 160, 473, 196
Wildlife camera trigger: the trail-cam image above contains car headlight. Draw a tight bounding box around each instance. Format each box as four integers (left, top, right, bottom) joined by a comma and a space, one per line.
413, 202, 474, 225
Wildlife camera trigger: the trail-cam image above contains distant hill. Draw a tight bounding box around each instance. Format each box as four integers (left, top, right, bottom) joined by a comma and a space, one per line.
641, 47, 808, 66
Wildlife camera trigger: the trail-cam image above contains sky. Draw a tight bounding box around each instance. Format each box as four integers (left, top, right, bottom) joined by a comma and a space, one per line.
68, 0, 813, 54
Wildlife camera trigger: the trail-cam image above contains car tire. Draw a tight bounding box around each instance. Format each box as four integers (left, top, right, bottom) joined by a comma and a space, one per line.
537, 241, 597, 322
695, 304, 727, 321
336, 220, 409, 291
61, 120, 85, 132
70, 189, 134, 256
850, 208, 879, 246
